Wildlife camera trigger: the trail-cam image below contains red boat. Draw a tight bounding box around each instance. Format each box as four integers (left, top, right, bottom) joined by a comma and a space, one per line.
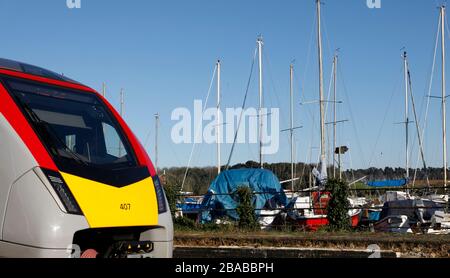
292, 192, 361, 231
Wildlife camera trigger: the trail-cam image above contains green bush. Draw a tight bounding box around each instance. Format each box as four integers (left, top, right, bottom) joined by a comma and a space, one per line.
326, 179, 350, 231
173, 216, 197, 230
164, 183, 179, 219
235, 187, 259, 230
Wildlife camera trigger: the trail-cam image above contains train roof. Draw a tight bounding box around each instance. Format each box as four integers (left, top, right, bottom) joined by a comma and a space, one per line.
0, 58, 82, 86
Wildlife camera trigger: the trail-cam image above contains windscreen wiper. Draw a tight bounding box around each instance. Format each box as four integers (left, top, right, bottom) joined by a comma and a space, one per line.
20, 101, 89, 166
43, 120, 90, 167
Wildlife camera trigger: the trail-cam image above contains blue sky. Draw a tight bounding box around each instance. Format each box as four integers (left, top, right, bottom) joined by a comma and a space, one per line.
0, 0, 449, 170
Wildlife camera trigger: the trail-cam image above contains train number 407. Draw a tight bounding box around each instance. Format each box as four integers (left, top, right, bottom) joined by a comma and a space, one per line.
120, 203, 131, 211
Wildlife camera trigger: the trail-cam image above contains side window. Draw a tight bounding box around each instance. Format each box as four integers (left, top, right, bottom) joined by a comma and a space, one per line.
65, 134, 76, 152
102, 123, 127, 158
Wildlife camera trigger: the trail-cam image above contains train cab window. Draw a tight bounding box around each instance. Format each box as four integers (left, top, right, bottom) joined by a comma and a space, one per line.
102, 122, 127, 158
4, 78, 139, 172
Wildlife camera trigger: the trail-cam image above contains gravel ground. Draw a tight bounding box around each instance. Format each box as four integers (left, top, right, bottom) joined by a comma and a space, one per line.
175, 231, 450, 258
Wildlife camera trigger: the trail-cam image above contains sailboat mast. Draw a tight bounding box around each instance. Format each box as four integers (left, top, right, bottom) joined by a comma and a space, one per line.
290, 64, 295, 191
119, 88, 124, 157
406, 64, 430, 187
102, 82, 106, 97
333, 54, 337, 179
217, 60, 221, 174
317, 0, 327, 178
441, 6, 448, 190
403, 51, 409, 180
257, 36, 264, 169
120, 88, 124, 116
155, 113, 159, 174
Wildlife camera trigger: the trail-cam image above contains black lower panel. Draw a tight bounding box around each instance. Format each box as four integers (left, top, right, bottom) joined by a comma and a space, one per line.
57, 162, 150, 187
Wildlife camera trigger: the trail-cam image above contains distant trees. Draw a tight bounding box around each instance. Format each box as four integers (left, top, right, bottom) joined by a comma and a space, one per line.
163, 166, 217, 195
346, 167, 443, 181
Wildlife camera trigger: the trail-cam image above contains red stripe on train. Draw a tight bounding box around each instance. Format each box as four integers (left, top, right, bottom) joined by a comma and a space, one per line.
0, 83, 58, 170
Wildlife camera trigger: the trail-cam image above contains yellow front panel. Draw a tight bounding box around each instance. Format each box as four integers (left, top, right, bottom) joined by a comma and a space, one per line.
61, 172, 159, 228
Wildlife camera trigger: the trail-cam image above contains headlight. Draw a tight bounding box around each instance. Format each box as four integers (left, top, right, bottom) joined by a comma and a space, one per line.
152, 175, 167, 214
43, 169, 83, 215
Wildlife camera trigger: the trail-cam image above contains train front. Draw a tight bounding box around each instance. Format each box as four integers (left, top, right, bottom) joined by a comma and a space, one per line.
0, 60, 173, 258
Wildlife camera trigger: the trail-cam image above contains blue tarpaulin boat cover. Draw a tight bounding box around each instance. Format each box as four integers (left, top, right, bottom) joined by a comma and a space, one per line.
177, 198, 202, 213
200, 169, 288, 223
367, 179, 407, 187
